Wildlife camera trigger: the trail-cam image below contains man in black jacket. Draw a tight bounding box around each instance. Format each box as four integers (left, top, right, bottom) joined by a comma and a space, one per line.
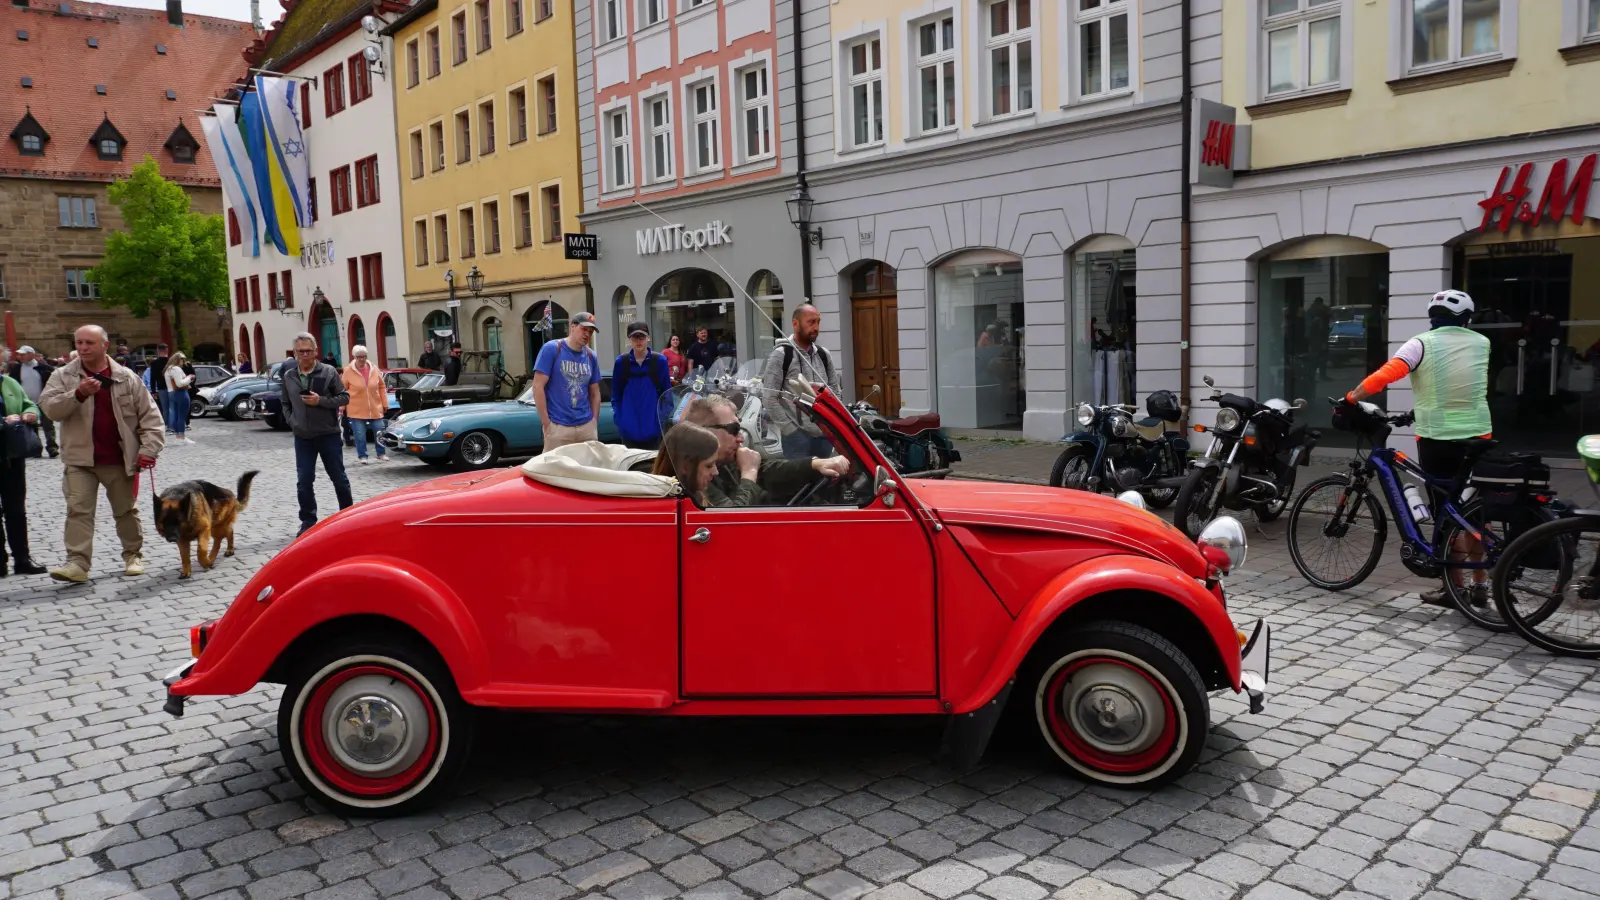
442, 343, 464, 386
283, 333, 353, 535
417, 340, 443, 371
8, 347, 58, 457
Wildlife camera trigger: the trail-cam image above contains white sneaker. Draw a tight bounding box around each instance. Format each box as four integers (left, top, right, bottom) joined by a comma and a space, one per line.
182, 437, 196, 445
375, 455, 388, 462
359, 457, 370, 465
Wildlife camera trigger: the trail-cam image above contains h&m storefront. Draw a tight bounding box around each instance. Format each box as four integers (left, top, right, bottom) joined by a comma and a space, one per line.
584, 182, 803, 367
805, 112, 1185, 441
1192, 131, 1600, 456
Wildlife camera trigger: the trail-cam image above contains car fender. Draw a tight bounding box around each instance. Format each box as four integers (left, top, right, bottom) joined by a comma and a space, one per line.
950, 553, 1241, 714
171, 558, 490, 698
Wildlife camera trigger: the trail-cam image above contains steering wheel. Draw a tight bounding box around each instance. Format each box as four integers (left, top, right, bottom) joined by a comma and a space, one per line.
788, 473, 833, 507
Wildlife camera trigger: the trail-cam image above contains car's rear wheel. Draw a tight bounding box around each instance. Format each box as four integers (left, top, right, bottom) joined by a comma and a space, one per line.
190, 397, 207, 417
450, 430, 502, 470
1026, 622, 1207, 788
227, 396, 250, 420
279, 638, 473, 818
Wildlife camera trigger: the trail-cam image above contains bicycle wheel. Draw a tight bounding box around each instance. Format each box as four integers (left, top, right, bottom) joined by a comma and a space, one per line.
1437, 500, 1558, 633
1494, 516, 1600, 658
1287, 474, 1388, 591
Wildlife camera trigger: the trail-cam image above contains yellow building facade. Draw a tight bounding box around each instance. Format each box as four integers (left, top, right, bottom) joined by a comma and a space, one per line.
1190, 0, 1600, 458
387, 0, 586, 374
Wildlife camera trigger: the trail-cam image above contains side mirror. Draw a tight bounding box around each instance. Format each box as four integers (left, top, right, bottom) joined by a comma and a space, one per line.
1293, 398, 1308, 409
1202, 375, 1215, 388
874, 466, 899, 507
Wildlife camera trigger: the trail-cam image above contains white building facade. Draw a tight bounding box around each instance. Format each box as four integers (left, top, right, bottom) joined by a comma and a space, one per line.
224, 11, 411, 372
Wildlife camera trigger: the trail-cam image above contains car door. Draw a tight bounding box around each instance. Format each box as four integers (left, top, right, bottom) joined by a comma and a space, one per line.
679, 492, 938, 698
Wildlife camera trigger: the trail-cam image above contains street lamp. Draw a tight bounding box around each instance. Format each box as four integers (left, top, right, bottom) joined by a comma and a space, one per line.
444, 269, 460, 349
786, 183, 822, 247
312, 286, 342, 319
466, 264, 484, 295
270, 293, 304, 320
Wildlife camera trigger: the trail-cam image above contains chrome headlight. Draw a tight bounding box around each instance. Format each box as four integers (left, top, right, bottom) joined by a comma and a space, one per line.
1075, 403, 1096, 428
414, 418, 443, 438
1110, 415, 1136, 438
1115, 490, 1148, 511
1197, 516, 1248, 574
1214, 407, 1241, 432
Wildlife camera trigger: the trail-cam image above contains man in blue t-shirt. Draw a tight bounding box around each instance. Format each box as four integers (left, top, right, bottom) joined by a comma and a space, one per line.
532, 311, 603, 451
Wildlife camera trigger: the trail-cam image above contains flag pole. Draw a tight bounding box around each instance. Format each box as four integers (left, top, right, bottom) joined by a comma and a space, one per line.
249, 68, 318, 87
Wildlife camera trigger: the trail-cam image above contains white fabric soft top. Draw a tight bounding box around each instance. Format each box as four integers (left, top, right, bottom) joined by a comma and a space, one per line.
521, 441, 679, 498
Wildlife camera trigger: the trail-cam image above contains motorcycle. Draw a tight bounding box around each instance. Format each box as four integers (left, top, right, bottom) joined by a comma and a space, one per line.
1048, 390, 1189, 507
1173, 375, 1320, 540
849, 385, 960, 479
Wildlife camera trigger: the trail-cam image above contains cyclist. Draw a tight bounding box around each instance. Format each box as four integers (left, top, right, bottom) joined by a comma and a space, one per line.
1346, 289, 1490, 608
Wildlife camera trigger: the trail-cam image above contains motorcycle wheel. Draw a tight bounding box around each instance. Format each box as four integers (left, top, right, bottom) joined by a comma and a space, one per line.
1256, 473, 1294, 523
1049, 445, 1096, 491
1143, 451, 1182, 509
1174, 467, 1223, 541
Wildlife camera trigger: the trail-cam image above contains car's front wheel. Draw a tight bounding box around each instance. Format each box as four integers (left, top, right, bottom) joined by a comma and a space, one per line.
279, 638, 474, 818
1026, 622, 1208, 788
450, 430, 502, 470
190, 397, 207, 418
265, 413, 289, 431
227, 396, 250, 420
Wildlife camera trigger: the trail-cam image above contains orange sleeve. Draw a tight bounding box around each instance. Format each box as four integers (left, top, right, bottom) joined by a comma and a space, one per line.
1358, 357, 1412, 396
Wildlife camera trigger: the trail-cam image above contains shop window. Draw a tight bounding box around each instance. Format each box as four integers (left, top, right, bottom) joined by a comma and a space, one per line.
933, 251, 1025, 429
914, 15, 956, 134
648, 269, 735, 365
615, 287, 639, 350
736, 64, 772, 163
749, 270, 785, 361
845, 37, 884, 148
1408, 0, 1501, 71
1263, 0, 1341, 98
1070, 239, 1138, 406
1257, 241, 1389, 443
1075, 0, 1131, 99
983, 0, 1032, 118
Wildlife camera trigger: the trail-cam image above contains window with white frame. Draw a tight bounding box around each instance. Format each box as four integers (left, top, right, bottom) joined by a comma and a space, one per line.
647, 95, 674, 182
916, 15, 956, 133
846, 37, 884, 147
1589, 0, 1600, 38
1264, 0, 1341, 96
984, 0, 1033, 117
737, 63, 772, 162
602, 0, 623, 41
1076, 0, 1131, 98
606, 107, 633, 190
1408, 0, 1500, 70
688, 79, 720, 172
641, 0, 665, 27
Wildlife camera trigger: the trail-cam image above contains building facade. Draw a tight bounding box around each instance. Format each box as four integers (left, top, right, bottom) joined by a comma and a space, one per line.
387, 0, 586, 376
1191, 0, 1600, 456
224, 0, 413, 371
1, 0, 252, 358
575, 0, 807, 366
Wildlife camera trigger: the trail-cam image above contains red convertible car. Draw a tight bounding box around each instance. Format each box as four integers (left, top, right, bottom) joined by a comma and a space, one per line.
163, 383, 1270, 816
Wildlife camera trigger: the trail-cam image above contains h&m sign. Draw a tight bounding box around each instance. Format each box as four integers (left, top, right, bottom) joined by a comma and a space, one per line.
1190, 99, 1251, 189
636, 220, 733, 255
1477, 153, 1596, 233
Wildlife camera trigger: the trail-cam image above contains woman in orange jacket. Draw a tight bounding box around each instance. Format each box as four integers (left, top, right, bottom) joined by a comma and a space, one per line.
341, 346, 389, 463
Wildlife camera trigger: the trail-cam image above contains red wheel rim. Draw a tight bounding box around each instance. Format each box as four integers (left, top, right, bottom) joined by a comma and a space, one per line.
300, 664, 441, 798
1042, 657, 1178, 775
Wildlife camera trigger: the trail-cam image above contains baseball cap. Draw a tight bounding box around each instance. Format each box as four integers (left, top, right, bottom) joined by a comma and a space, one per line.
627, 321, 649, 338
571, 311, 599, 330
16, 346, 35, 354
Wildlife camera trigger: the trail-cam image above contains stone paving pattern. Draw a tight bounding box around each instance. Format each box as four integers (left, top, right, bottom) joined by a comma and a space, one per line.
2, 420, 1599, 900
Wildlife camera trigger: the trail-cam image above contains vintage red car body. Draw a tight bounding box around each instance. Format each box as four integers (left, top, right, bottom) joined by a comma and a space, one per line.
166, 389, 1269, 815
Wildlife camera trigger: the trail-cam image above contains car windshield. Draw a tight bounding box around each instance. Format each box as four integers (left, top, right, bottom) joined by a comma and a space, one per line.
413, 373, 444, 390
385, 371, 424, 390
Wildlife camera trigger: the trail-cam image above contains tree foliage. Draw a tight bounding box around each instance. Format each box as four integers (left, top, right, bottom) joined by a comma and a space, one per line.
90, 156, 228, 350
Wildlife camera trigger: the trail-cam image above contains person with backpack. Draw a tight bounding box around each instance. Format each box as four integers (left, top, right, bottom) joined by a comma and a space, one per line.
761, 302, 846, 459
612, 323, 673, 450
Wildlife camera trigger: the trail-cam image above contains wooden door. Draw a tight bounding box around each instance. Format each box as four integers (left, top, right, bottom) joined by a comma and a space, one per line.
852, 297, 902, 416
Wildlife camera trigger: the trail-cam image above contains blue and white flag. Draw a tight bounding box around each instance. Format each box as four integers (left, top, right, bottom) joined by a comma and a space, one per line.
201, 104, 264, 257
256, 75, 313, 230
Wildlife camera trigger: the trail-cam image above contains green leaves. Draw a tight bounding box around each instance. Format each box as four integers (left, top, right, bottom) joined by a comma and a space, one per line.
90, 156, 228, 325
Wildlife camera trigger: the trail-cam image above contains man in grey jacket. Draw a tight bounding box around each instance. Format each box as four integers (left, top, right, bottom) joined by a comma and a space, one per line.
760, 303, 846, 459
284, 333, 353, 535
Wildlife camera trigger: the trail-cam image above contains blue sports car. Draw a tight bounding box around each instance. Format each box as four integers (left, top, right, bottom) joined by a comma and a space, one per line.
380, 376, 623, 470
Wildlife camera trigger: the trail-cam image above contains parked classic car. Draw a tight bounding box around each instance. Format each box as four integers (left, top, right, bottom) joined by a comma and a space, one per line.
243, 363, 292, 430
206, 367, 278, 420
381, 376, 621, 469
387, 371, 443, 419
163, 379, 1270, 816
247, 366, 445, 430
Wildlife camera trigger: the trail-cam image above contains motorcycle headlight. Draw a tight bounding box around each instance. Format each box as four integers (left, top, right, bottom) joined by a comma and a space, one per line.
415, 418, 443, 438
1197, 516, 1248, 575
1214, 407, 1241, 432
1075, 403, 1096, 428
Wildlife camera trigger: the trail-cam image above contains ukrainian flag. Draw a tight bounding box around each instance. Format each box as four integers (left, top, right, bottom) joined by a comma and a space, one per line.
239, 90, 299, 257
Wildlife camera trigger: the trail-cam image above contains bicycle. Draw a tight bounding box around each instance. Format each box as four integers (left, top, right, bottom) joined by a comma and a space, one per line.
1285, 399, 1559, 631
1490, 435, 1600, 658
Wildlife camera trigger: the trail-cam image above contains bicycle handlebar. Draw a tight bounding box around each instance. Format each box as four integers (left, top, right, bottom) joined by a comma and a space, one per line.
1326, 396, 1414, 427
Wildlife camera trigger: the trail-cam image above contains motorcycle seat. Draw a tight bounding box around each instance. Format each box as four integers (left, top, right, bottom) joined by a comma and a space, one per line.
889, 413, 942, 435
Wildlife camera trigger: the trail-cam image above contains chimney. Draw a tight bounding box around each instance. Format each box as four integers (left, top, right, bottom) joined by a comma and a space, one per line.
250, 0, 261, 32
166, 0, 181, 26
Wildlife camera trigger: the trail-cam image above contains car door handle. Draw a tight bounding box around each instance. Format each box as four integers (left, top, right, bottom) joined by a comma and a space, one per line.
688, 527, 711, 544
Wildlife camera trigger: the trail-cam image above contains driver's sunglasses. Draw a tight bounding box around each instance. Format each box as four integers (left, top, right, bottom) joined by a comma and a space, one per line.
710, 422, 741, 436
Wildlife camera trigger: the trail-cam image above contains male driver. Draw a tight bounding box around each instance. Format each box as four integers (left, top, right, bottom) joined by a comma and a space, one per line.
9, 346, 58, 457
684, 326, 719, 375
761, 303, 846, 459
531, 311, 602, 451
1347, 289, 1490, 608
611, 322, 672, 450
283, 332, 353, 535
417, 340, 442, 371
38, 325, 165, 582
681, 396, 849, 507
442, 342, 464, 386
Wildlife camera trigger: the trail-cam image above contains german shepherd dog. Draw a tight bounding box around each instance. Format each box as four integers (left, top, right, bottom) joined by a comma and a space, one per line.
154, 471, 258, 578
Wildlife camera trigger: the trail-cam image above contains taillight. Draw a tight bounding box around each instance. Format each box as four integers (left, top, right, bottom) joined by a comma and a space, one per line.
189, 621, 214, 658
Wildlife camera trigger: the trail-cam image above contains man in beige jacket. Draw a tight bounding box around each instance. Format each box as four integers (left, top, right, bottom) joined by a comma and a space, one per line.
39, 325, 165, 582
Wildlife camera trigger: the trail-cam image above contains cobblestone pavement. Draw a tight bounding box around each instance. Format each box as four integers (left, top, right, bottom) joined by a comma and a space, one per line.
3, 420, 1599, 900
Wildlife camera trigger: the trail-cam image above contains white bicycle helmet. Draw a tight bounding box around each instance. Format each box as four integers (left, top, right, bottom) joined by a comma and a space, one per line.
1429, 289, 1475, 316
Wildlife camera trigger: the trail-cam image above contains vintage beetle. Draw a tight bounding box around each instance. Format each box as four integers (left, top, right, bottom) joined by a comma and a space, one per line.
164, 383, 1270, 816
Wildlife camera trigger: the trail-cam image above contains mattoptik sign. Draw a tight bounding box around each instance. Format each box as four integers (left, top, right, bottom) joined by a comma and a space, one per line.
564, 233, 599, 260
1478, 153, 1596, 233
636, 220, 733, 255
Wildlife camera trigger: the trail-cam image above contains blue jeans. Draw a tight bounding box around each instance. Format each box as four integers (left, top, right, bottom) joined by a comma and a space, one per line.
350, 418, 386, 459
782, 431, 835, 460
166, 391, 190, 435
295, 433, 353, 530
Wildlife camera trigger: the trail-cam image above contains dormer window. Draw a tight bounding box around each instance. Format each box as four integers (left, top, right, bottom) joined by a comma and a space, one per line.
10, 108, 49, 156
165, 90, 176, 101
17, 30, 28, 40
89, 115, 126, 161
95, 85, 106, 95
87, 37, 98, 47
164, 121, 198, 165
156, 44, 167, 54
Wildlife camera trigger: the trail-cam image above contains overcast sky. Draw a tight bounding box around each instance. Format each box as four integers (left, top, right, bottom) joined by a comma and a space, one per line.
116, 0, 287, 26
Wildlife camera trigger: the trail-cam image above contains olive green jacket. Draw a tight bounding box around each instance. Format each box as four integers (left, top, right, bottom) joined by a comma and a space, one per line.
704, 457, 815, 507
0, 376, 39, 421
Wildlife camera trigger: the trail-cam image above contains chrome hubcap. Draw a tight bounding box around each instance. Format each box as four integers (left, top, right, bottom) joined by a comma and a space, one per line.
335, 696, 407, 765
1061, 662, 1166, 756
461, 434, 491, 464
321, 674, 431, 777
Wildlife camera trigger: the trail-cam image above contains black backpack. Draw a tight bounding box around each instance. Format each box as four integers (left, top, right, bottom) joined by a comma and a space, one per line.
780, 343, 834, 387
617, 351, 668, 401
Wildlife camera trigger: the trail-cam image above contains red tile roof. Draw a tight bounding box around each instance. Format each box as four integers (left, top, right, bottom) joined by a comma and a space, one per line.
0, 1, 256, 187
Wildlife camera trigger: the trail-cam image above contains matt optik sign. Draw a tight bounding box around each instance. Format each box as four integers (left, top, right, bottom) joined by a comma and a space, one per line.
636, 220, 733, 255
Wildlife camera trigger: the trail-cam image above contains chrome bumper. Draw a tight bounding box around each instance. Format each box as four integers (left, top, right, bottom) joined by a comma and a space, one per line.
1239, 618, 1270, 714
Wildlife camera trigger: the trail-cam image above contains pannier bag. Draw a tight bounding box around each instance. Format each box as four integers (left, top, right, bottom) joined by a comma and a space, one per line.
1470, 452, 1551, 513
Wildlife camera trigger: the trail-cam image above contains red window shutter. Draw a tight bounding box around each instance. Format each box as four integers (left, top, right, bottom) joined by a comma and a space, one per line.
348, 257, 361, 301
282, 269, 293, 306
324, 70, 335, 118
300, 82, 311, 128
250, 275, 261, 311
267, 272, 279, 305
234, 278, 247, 313
227, 209, 240, 246
371, 254, 384, 299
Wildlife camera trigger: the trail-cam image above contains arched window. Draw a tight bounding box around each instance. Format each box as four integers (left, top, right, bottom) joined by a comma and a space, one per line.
524, 301, 570, 372
378, 314, 398, 367
238, 326, 250, 366
614, 286, 636, 335
647, 268, 734, 364
423, 310, 453, 353
348, 315, 366, 356
484, 316, 502, 371
252, 323, 267, 371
